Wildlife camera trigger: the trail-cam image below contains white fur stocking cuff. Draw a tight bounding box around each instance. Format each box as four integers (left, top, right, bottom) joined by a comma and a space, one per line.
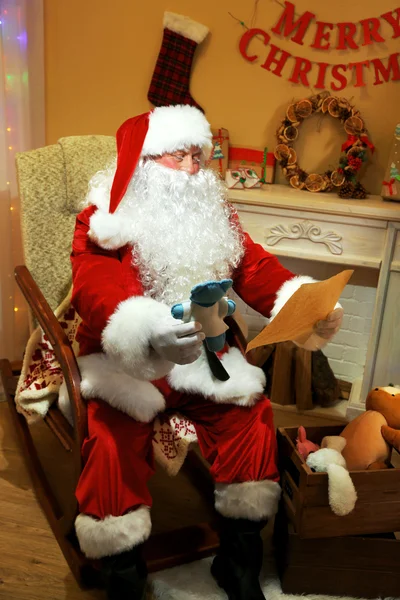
163, 12, 209, 43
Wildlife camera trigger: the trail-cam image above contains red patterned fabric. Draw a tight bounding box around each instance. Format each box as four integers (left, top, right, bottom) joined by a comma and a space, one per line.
15, 294, 81, 421
148, 27, 203, 111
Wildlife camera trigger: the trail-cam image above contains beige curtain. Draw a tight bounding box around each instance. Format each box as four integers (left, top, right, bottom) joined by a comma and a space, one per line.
0, 0, 45, 362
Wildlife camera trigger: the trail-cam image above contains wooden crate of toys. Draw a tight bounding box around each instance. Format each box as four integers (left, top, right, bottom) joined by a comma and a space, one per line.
273, 504, 400, 599
276, 386, 400, 539
274, 385, 400, 597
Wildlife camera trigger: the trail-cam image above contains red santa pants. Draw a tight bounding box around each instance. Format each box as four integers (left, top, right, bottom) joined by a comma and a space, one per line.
75, 378, 279, 521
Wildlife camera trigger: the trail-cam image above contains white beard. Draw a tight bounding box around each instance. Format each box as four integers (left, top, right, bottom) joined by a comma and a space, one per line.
90, 161, 244, 305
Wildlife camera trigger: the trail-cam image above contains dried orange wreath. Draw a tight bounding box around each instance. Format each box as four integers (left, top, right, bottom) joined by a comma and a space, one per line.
275, 92, 373, 197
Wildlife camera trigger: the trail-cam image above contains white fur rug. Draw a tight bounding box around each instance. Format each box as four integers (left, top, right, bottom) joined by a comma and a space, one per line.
149, 554, 399, 600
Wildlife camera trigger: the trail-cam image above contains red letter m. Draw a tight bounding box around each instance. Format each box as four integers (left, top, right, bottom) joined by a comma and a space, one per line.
271, 1, 315, 46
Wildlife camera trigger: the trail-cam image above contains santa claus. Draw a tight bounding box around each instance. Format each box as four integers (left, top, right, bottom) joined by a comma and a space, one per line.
70, 104, 343, 600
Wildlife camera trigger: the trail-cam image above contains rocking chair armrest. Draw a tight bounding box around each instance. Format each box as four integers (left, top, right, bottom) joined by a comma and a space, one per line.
14, 265, 87, 446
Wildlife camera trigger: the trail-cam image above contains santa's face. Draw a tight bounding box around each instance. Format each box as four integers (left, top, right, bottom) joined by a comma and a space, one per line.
152, 145, 202, 176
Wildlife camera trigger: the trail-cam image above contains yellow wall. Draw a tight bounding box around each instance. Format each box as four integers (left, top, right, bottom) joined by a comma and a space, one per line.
44, 0, 400, 194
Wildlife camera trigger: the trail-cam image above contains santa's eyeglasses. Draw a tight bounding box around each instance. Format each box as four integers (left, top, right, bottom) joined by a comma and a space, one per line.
164, 151, 202, 164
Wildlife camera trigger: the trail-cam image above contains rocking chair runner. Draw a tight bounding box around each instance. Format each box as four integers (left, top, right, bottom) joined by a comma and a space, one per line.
0, 135, 253, 587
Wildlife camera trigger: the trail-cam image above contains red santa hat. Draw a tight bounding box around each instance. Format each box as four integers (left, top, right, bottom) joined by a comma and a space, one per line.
111, 104, 213, 213
88, 104, 213, 249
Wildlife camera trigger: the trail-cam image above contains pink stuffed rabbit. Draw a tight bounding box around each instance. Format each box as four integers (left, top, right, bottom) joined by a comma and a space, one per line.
296, 426, 320, 460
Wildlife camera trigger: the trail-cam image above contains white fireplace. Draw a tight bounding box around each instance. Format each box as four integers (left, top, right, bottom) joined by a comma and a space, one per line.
228, 184, 400, 421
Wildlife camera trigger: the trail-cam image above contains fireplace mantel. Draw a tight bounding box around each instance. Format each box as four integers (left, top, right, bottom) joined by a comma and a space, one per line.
228, 184, 400, 420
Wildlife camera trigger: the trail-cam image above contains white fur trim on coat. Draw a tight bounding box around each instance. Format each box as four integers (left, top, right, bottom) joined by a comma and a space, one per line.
102, 296, 174, 381
79, 353, 165, 422
168, 346, 266, 406
270, 275, 317, 320
75, 506, 151, 559
88, 208, 132, 250
142, 105, 213, 159
215, 480, 281, 521
163, 12, 209, 44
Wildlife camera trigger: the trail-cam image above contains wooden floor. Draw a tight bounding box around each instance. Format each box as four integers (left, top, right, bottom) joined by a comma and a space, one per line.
0, 400, 218, 600
0, 401, 102, 599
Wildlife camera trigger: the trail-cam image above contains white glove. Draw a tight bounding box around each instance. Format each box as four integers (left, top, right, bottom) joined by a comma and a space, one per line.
150, 317, 205, 365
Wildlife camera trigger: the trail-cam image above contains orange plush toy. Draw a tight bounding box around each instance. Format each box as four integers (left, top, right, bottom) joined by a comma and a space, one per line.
340, 386, 400, 471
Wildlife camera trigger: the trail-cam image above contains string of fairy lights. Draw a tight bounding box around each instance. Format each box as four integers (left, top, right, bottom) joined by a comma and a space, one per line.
1, 2, 30, 324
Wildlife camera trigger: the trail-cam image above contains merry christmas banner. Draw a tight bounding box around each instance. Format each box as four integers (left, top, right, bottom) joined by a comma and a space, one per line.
237, 2, 400, 90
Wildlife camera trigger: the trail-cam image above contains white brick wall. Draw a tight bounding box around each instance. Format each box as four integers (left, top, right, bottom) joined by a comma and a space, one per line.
231, 284, 376, 384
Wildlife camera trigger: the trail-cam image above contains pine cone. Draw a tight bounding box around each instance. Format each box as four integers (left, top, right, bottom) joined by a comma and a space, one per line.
338, 182, 355, 198
351, 182, 367, 199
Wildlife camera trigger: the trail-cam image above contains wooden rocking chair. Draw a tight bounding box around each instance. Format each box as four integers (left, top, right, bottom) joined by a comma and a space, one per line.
0, 135, 252, 588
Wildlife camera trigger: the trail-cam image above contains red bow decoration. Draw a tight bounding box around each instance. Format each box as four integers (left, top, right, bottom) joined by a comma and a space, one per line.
383, 178, 396, 195
341, 134, 375, 154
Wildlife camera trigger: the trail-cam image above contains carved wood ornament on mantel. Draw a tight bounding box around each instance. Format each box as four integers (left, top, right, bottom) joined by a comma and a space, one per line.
266, 220, 343, 255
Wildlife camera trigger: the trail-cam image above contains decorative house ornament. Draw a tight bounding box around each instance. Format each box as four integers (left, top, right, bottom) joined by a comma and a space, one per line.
205, 128, 229, 178
381, 123, 400, 202
275, 91, 373, 199
225, 146, 276, 189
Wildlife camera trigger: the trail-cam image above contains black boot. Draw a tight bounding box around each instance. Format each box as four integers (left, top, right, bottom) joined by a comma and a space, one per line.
211, 517, 266, 600
100, 545, 147, 600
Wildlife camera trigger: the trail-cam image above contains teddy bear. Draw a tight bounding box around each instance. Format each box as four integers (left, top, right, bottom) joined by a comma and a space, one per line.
306, 435, 358, 516
339, 385, 400, 471
171, 279, 236, 352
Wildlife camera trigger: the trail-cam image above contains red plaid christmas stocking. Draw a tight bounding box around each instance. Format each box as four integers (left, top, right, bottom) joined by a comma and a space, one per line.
148, 12, 209, 112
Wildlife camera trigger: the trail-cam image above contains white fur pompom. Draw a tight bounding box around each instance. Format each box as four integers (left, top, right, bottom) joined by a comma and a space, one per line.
88, 209, 132, 250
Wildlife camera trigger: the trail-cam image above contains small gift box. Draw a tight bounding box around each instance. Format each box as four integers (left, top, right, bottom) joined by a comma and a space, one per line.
228, 146, 276, 187
382, 176, 398, 198
205, 128, 229, 178
225, 168, 262, 189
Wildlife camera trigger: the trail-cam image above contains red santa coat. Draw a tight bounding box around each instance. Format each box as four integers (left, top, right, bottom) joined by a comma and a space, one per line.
70, 205, 307, 417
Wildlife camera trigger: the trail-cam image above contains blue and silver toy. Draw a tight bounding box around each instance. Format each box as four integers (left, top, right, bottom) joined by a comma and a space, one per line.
171, 279, 236, 352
